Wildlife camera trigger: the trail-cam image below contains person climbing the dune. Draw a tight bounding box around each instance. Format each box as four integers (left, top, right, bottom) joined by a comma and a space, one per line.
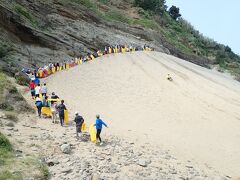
74, 112, 84, 138
94, 114, 108, 145
41, 83, 47, 97
35, 97, 43, 118
35, 84, 41, 98
51, 92, 59, 99
167, 74, 173, 81
57, 100, 67, 126
29, 80, 36, 99
51, 101, 58, 124
42, 96, 50, 107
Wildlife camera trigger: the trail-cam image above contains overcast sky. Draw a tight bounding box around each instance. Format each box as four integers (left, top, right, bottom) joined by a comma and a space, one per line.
166, 0, 240, 55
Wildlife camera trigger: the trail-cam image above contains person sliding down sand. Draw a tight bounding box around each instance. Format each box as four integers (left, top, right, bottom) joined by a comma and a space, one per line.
74, 112, 84, 138
167, 74, 173, 81
94, 114, 108, 145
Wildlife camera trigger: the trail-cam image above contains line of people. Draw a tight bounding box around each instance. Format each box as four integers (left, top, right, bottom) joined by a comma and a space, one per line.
26, 44, 153, 144
22, 44, 153, 80
30, 80, 108, 144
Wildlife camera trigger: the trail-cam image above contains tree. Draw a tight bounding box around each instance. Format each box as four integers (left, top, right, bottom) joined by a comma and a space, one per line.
169, 5, 181, 20
225, 46, 232, 53
134, 0, 167, 14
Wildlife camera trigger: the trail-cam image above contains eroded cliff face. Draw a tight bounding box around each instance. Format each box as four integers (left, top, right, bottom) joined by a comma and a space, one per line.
0, 0, 209, 73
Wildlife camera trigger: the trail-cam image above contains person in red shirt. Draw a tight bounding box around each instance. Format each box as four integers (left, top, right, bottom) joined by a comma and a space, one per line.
29, 80, 36, 99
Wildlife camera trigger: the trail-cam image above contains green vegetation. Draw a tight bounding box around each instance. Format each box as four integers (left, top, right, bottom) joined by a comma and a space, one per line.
0, 45, 8, 59
0, 132, 16, 179
104, 10, 131, 23
99, 0, 109, 4
58, 0, 96, 8
134, 0, 166, 14
74, 0, 95, 8
0, 132, 49, 179
95, 0, 240, 78
0, 132, 12, 153
0, 41, 12, 60
14, 4, 39, 28
0, 72, 34, 113
15, 76, 29, 86
0, 73, 9, 102
169, 5, 181, 20
40, 163, 50, 180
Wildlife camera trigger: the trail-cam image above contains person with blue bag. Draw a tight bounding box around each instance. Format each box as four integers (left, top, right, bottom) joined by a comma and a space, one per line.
35, 97, 43, 118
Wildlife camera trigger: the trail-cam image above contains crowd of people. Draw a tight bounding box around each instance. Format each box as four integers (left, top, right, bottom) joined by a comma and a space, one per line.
22, 45, 153, 79
26, 44, 152, 144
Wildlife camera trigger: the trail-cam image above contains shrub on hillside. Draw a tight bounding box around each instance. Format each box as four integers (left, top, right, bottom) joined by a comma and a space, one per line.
169, 5, 181, 20
134, 0, 166, 14
0, 132, 12, 152
15, 75, 29, 86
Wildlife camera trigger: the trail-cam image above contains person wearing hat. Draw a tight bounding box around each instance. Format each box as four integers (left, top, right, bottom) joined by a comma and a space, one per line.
94, 114, 108, 145
74, 112, 84, 138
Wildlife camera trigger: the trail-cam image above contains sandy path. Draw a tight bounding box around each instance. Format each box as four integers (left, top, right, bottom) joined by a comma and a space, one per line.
45, 51, 240, 176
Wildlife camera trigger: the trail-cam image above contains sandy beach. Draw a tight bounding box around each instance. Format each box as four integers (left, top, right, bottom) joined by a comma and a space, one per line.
45, 51, 240, 176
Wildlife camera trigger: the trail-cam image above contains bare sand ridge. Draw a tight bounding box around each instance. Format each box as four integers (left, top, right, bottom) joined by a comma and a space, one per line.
46, 51, 240, 176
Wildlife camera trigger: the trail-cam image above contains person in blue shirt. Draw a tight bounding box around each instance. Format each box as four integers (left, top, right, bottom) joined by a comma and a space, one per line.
94, 114, 108, 144
35, 97, 42, 118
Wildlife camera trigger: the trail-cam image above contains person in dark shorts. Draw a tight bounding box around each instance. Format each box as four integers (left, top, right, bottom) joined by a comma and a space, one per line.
74, 112, 84, 138
29, 80, 36, 99
57, 100, 67, 126
94, 114, 108, 145
35, 97, 42, 118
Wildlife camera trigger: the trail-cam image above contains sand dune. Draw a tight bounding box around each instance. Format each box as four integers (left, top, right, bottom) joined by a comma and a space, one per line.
46, 51, 240, 176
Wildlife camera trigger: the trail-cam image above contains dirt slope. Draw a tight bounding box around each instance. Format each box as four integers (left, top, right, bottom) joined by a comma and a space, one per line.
45, 51, 240, 176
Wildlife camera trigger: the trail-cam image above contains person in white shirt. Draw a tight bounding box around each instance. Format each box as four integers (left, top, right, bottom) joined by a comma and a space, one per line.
35, 84, 41, 98
41, 83, 47, 97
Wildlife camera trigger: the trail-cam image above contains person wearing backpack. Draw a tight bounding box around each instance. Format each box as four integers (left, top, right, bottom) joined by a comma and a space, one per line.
35, 97, 43, 118
74, 112, 84, 138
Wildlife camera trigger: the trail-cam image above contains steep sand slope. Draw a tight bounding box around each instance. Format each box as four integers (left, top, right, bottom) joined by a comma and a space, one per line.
46, 51, 240, 176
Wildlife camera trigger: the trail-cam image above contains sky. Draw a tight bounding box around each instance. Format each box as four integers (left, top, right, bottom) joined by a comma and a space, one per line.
166, 0, 240, 55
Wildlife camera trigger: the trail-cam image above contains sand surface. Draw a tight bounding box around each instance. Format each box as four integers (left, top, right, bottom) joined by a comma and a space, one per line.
45, 51, 240, 176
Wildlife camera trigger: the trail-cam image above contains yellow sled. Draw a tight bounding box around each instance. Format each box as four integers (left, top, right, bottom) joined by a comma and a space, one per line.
89, 124, 96, 143
64, 110, 68, 125
81, 122, 87, 132
41, 107, 52, 117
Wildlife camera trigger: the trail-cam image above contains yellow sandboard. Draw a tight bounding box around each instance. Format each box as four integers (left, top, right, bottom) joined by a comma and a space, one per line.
48, 98, 61, 102
81, 122, 87, 132
64, 110, 68, 125
89, 124, 96, 143
41, 107, 52, 117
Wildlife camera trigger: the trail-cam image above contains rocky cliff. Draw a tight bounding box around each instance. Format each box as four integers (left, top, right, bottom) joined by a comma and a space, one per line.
0, 0, 212, 75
